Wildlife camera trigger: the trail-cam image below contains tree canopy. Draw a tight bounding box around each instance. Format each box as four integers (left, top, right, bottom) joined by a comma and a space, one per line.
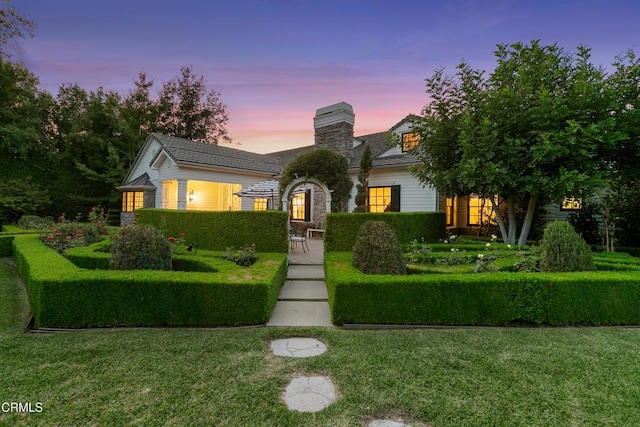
411, 40, 623, 245
0, 0, 34, 58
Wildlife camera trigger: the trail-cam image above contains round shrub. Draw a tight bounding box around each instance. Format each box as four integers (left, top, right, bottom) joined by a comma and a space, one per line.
18, 215, 53, 229
539, 221, 594, 272
352, 220, 406, 275
109, 225, 172, 271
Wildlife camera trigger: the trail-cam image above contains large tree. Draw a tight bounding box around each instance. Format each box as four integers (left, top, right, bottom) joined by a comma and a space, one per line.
157, 65, 231, 144
411, 41, 621, 245
0, 0, 34, 58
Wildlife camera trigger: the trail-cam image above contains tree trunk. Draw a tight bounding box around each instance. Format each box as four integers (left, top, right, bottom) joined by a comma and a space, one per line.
507, 196, 517, 244
517, 194, 538, 247
490, 197, 509, 244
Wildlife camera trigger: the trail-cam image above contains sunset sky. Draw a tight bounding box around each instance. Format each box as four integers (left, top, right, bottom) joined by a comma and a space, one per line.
13, 0, 640, 153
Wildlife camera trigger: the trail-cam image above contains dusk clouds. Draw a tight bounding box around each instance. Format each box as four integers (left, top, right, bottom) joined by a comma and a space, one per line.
14, 0, 640, 153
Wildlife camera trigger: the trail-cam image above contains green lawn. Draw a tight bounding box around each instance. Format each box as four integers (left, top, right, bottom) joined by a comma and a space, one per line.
2, 257, 640, 426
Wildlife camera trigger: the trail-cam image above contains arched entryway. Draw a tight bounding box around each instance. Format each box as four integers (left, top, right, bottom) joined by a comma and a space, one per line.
281, 176, 332, 217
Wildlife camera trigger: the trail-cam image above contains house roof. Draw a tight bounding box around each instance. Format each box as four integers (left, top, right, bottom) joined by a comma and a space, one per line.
149, 133, 284, 174
117, 172, 156, 190
266, 130, 416, 170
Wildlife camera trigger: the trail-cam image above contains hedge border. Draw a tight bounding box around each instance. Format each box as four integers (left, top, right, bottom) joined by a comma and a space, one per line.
13, 235, 287, 328
326, 252, 640, 326
324, 212, 447, 252
136, 209, 289, 253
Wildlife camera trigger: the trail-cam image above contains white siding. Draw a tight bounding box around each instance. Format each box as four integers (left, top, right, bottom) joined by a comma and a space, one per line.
347, 166, 437, 212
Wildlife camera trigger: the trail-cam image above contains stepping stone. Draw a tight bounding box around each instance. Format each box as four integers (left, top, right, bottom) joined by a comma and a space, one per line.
284, 376, 336, 412
369, 420, 411, 427
270, 338, 327, 358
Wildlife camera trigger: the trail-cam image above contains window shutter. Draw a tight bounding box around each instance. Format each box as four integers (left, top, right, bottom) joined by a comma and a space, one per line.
304, 190, 311, 222
391, 185, 401, 212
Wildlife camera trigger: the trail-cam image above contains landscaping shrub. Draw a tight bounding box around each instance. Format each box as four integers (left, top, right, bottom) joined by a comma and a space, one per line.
110, 225, 172, 271
40, 222, 101, 253
136, 209, 289, 252
353, 221, 406, 275
13, 234, 288, 328
325, 212, 446, 252
222, 244, 258, 267
540, 221, 594, 272
326, 252, 640, 326
17, 215, 52, 230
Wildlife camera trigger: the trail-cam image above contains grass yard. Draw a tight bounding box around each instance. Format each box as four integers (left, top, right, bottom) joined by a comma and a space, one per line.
2, 257, 640, 426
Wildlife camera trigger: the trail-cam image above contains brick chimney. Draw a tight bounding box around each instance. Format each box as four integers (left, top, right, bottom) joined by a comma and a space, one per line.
313, 102, 354, 158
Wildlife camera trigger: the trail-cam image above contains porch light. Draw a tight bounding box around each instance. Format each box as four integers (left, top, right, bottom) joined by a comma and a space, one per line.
188, 190, 196, 202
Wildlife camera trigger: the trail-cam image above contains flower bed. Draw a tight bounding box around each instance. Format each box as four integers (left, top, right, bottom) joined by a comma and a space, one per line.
13, 235, 287, 328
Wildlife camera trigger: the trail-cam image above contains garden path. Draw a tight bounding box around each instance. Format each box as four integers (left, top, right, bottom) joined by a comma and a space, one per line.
266, 238, 332, 327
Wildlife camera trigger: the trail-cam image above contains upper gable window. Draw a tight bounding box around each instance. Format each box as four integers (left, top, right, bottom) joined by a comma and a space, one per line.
401, 132, 420, 152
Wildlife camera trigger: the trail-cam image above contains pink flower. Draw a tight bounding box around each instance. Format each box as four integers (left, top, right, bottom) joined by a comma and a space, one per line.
48, 226, 55, 231
65, 236, 72, 241
55, 233, 61, 237
58, 216, 65, 222
76, 229, 83, 235
179, 232, 185, 238
46, 235, 54, 240
168, 237, 175, 242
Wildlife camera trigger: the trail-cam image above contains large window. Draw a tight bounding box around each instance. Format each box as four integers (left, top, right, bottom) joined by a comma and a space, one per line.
446, 196, 455, 227
122, 191, 144, 212
401, 132, 420, 152
467, 194, 497, 226
368, 186, 400, 212
254, 198, 268, 211
561, 196, 582, 210
290, 190, 311, 221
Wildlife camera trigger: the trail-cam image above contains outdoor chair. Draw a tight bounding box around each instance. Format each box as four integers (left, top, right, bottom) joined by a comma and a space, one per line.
306, 219, 325, 239
289, 227, 310, 253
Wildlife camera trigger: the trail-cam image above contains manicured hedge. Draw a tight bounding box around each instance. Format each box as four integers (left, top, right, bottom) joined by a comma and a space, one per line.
0, 235, 13, 257
136, 209, 289, 253
13, 235, 287, 328
324, 212, 447, 252
326, 252, 640, 326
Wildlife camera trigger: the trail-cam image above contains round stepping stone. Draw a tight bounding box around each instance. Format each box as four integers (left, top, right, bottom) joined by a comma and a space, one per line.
270, 337, 327, 358
369, 420, 411, 427
284, 376, 336, 412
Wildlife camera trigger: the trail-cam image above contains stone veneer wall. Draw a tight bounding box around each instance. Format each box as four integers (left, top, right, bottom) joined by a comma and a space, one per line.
311, 184, 327, 225
314, 122, 353, 160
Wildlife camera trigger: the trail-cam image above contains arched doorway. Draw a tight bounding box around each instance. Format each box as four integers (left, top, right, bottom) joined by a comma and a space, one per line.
281, 177, 332, 217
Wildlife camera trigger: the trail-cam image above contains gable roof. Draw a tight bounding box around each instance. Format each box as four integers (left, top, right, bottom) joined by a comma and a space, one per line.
266, 129, 416, 170
150, 133, 283, 174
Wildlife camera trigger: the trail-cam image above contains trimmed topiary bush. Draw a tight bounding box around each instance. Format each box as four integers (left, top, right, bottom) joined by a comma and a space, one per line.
539, 221, 594, 272
110, 225, 172, 271
17, 215, 53, 230
352, 220, 406, 275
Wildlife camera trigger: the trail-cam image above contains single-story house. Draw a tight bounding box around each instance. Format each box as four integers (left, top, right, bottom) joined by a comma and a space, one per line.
118, 102, 578, 233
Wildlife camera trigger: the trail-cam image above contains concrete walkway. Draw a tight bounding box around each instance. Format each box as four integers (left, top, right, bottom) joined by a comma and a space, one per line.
267, 239, 332, 327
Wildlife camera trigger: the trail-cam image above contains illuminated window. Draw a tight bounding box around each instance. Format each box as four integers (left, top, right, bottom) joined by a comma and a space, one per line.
446, 196, 455, 227
467, 194, 497, 226
368, 186, 400, 212
122, 191, 144, 212
290, 190, 310, 221
254, 198, 268, 211
401, 132, 420, 152
561, 196, 582, 210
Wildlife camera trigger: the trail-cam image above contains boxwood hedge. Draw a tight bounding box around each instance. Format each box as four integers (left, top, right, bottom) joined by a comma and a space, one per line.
326, 252, 640, 326
324, 212, 447, 252
13, 235, 287, 328
136, 209, 289, 253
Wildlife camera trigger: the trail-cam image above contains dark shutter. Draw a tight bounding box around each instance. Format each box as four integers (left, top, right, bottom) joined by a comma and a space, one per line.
390, 185, 401, 212
304, 190, 311, 222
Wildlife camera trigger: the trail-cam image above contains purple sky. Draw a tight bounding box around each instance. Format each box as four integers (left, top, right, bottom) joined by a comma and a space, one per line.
13, 0, 640, 153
